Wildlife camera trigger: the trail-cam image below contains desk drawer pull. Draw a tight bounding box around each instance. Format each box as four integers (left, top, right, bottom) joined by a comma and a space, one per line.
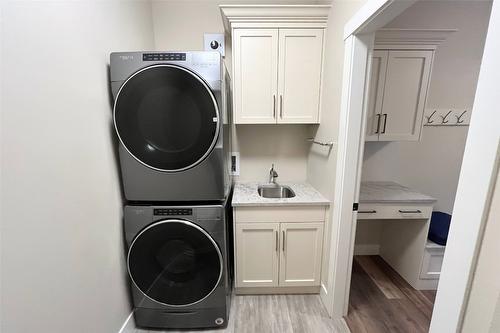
359, 210, 377, 214
398, 209, 422, 213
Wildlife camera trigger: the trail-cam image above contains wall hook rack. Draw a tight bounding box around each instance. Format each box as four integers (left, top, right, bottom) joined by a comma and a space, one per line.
424, 108, 470, 126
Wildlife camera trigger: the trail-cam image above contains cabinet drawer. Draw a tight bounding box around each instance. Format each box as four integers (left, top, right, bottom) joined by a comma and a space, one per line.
357, 203, 432, 220
234, 206, 327, 223
420, 241, 445, 280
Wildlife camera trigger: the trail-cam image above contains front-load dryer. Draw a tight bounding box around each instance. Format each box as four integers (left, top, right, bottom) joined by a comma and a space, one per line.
124, 203, 231, 329
110, 51, 232, 202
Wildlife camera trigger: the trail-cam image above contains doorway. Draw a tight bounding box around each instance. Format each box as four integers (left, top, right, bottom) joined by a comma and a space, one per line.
323, 0, 495, 332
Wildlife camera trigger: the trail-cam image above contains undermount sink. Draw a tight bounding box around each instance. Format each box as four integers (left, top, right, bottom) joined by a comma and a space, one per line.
257, 184, 296, 199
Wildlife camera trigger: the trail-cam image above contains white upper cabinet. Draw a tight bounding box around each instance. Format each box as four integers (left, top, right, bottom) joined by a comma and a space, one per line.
233, 28, 324, 124
220, 5, 330, 125
233, 29, 279, 124
278, 29, 324, 124
366, 49, 433, 141
366, 50, 388, 141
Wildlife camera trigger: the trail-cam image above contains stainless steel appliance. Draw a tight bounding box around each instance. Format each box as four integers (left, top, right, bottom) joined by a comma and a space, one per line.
124, 203, 231, 329
110, 51, 232, 201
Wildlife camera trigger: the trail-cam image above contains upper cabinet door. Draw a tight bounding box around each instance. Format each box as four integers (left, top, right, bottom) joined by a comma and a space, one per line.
277, 29, 324, 124
233, 29, 279, 124
378, 50, 433, 141
365, 50, 388, 141
279, 222, 324, 287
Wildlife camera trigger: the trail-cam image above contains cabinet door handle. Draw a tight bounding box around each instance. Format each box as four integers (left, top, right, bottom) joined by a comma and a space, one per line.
275, 230, 278, 252
398, 209, 422, 213
273, 95, 276, 118
280, 95, 283, 119
381, 113, 388, 133
359, 210, 377, 214
375, 114, 381, 134
282, 230, 285, 252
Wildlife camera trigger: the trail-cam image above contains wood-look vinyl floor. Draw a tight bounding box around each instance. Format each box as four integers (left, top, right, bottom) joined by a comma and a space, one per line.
135, 294, 349, 333
345, 255, 437, 333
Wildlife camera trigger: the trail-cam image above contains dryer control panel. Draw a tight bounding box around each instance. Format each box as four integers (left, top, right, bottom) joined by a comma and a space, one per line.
154, 208, 192, 216
143, 53, 186, 61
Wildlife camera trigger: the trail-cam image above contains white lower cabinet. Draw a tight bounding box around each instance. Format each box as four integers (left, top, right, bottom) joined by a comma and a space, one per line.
233, 206, 326, 293
279, 223, 324, 287
235, 223, 279, 287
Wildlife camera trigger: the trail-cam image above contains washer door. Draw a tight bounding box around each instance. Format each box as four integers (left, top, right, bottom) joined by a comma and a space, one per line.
127, 219, 223, 307
114, 64, 220, 172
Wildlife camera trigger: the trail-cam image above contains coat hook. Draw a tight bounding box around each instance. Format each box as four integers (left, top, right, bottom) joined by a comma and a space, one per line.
455, 110, 467, 124
441, 110, 452, 124
426, 110, 437, 124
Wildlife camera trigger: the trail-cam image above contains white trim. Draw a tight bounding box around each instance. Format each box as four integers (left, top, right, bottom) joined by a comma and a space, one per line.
430, 1, 500, 330
326, 0, 422, 319
343, 0, 416, 40
219, 5, 331, 31
375, 28, 456, 48
117, 311, 135, 333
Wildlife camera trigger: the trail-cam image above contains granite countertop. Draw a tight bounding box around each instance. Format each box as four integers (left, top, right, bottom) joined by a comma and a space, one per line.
360, 181, 436, 204
232, 182, 330, 207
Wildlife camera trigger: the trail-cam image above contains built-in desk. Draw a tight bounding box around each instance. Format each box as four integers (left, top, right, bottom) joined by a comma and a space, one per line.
358, 181, 441, 290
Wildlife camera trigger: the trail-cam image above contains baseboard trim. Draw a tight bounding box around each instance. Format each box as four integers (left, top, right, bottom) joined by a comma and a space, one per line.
354, 244, 380, 255
118, 311, 135, 333
235, 286, 320, 295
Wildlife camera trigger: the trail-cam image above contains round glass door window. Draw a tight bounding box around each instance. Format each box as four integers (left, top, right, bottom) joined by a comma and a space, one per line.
114, 65, 219, 172
127, 220, 222, 306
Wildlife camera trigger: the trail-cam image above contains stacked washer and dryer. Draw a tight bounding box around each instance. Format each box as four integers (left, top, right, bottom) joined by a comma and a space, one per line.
110, 51, 233, 330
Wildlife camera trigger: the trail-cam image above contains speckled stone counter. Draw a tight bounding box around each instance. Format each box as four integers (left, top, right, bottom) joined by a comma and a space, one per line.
360, 181, 436, 204
232, 182, 330, 207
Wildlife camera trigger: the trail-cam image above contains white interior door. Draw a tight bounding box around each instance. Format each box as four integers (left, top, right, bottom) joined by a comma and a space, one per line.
235, 223, 279, 288
277, 29, 323, 124
378, 50, 433, 141
279, 222, 324, 287
365, 50, 388, 141
233, 29, 278, 124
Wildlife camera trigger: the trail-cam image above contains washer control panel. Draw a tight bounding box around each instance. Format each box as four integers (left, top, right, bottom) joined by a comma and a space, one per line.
153, 208, 193, 216
143, 53, 186, 61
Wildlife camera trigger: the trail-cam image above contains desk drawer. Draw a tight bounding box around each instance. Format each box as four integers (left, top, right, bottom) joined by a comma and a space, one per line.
357, 203, 432, 220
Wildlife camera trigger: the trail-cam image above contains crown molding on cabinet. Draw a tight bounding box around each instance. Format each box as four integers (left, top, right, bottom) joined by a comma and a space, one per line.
375, 28, 457, 50
219, 5, 331, 31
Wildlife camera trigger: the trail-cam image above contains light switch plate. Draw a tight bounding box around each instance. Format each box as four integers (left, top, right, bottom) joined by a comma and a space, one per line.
230, 152, 240, 176
204, 33, 225, 57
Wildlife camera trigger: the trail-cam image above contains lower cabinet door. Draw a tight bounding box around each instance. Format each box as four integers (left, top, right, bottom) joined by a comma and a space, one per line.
235, 223, 279, 288
279, 222, 324, 287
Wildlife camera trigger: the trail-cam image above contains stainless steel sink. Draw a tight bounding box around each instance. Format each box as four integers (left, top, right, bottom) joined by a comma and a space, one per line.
257, 184, 296, 199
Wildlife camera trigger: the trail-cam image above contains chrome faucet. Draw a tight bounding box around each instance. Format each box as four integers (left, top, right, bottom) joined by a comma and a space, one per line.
269, 164, 278, 184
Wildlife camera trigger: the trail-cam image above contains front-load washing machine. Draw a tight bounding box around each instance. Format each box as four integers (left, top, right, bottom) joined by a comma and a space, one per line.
110, 51, 232, 202
124, 203, 231, 329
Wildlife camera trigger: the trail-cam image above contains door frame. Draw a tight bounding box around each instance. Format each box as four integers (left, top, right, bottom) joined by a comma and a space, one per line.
326, 1, 498, 333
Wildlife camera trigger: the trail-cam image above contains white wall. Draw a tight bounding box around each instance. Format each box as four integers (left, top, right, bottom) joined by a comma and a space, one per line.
361, 1, 492, 214
307, 0, 367, 200
461, 164, 500, 332
429, 0, 499, 329
0, 2, 154, 332
151, 0, 327, 182
303, 0, 367, 290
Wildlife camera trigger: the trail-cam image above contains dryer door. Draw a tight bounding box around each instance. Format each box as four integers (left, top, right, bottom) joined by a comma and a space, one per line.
127, 219, 223, 307
114, 64, 220, 172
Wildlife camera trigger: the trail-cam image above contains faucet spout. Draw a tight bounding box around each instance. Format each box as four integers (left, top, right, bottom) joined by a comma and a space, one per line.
269, 164, 278, 184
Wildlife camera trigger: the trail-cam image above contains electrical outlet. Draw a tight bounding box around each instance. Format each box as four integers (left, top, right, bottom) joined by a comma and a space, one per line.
204, 33, 225, 57
230, 152, 240, 176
